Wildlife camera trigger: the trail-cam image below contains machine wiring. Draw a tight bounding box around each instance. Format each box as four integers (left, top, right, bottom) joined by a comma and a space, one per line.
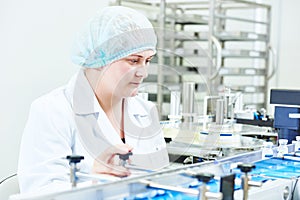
0, 173, 17, 185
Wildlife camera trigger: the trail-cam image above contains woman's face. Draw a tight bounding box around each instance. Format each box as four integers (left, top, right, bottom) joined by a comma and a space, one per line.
96, 50, 155, 98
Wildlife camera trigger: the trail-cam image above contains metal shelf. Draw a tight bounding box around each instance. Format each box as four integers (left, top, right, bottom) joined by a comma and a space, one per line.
209, 0, 272, 109
170, 31, 267, 42
147, 63, 208, 76
221, 49, 267, 58
215, 14, 269, 25
164, 48, 267, 59
218, 67, 266, 76
230, 85, 266, 93
216, 31, 267, 41
173, 48, 209, 57
114, 0, 273, 113
172, 31, 209, 41
168, 14, 209, 25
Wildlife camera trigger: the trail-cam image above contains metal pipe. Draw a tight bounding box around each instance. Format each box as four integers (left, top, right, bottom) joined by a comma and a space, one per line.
182, 82, 195, 122
70, 163, 77, 187
156, 0, 166, 118
170, 91, 181, 117
198, 182, 208, 200
140, 180, 199, 196
216, 99, 224, 125
207, 0, 215, 93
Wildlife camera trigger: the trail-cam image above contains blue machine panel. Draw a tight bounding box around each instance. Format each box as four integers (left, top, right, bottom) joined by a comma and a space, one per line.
270, 89, 300, 105
274, 106, 300, 130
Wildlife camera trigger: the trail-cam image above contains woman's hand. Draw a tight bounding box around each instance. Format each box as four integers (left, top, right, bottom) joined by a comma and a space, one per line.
92, 143, 133, 177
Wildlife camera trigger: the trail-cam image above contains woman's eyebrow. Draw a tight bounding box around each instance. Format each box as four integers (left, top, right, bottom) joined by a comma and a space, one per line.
129, 54, 143, 58
129, 54, 155, 59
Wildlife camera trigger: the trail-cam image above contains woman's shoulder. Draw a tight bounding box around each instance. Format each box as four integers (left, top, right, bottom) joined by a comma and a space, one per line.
31, 70, 80, 109
28, 85, 74, 120
32, 86, 68, 107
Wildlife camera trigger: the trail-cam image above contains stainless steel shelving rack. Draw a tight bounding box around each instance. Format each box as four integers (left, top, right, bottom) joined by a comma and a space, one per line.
208, 0, 275, 110
111, 0, 275, 119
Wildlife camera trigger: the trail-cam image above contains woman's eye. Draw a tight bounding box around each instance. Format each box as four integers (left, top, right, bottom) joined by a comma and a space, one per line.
125, 57, 152, 65
129, 59, 139, 64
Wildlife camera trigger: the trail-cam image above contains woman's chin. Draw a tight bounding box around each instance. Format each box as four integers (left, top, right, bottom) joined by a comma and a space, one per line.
129, 88, 139, 97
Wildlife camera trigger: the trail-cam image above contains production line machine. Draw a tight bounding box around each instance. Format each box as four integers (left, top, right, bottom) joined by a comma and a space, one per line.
164, 85, 273, 163
10, 89, 300, 200
9, 148, 300, 200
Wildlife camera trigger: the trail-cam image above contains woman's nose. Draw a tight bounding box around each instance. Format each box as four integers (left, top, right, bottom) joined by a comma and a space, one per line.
135, 64, 148, 78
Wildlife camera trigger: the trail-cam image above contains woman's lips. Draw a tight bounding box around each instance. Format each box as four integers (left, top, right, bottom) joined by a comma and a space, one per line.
130, 82, 141, 86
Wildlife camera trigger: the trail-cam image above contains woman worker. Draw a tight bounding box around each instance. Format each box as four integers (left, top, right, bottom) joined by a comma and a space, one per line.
18, 6, 169, 194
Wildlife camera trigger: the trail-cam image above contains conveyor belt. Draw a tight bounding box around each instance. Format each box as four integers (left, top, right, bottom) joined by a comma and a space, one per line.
127, 157, 300, 199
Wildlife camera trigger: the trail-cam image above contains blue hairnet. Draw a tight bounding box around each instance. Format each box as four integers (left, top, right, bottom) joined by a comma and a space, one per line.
71, 6, 157, 68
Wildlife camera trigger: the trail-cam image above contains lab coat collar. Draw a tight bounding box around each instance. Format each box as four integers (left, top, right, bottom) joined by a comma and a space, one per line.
72, 69, 101, 115
125, 96, 149, 117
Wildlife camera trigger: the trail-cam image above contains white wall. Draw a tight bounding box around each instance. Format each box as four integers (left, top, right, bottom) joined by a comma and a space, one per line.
0, 0, 109, 181
274, 0, 300, 89
265, 0, 300, 113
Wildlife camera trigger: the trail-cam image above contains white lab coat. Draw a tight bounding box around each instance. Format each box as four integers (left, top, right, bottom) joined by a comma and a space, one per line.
18, 69, 169, 194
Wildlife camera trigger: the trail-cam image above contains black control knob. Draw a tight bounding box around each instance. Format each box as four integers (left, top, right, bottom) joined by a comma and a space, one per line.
194, 173, 214, 183
66, 155, 84, 187
237, 163, 255, 173
118, 152, 133, 161
66, 155, 84, 164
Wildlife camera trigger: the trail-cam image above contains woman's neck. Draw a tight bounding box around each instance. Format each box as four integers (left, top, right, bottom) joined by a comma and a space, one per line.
84, 69, 125, 138
98, 94, 122, 114
85, 68, 123, 111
